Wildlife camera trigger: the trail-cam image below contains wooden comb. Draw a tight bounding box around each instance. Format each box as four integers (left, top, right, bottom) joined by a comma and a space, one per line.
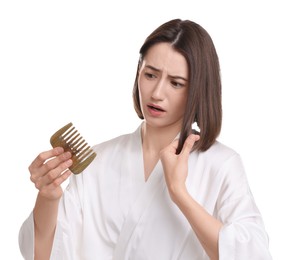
50, 122, 97, 174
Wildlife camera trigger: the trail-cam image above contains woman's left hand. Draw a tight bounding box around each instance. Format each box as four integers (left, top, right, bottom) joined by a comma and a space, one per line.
160, 134, 200, 201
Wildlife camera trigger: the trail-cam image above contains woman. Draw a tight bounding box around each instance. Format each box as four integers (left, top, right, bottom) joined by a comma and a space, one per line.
19, 19, 272, 259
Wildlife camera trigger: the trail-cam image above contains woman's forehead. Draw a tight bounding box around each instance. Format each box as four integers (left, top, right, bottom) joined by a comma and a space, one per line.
142, 43, 188, 77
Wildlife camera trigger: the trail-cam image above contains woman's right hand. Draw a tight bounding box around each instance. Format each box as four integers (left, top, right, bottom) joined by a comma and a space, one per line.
29, 147, 73, 201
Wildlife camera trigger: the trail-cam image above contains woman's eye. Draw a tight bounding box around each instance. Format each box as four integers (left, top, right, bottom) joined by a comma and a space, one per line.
145, 72, 156, 79
171, 81, 184, 88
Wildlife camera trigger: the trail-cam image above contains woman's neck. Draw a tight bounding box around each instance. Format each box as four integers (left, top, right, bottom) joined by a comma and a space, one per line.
141, 122, 180, 154
141, 121, 181, 181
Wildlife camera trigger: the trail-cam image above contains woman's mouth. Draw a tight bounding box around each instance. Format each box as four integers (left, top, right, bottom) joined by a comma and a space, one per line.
147, 104, 166, 116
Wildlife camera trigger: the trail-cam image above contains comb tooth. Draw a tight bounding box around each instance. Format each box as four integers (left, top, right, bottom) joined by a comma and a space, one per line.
70, 151, 97, 174
63, 128, 77, 143
62, 126, 75, 138
71, 141, 87, 158
76, 145, 91, 159
84, 151, 96, 162
60, 130, 76, 148
76, 142, 88, 152
71, 136, 83, 149
77, 147, 93, 160
83, 151, 96, 162
72, 138, 85, 151
60, 129, 77, 153
68, 132, 80, 144
50, 122, 73, 147
67, 134, 81, 151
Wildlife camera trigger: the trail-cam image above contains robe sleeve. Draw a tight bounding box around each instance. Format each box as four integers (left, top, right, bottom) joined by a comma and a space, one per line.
19, 212, 34, 260
216, 154, 272, 259
18, 174, 84, 260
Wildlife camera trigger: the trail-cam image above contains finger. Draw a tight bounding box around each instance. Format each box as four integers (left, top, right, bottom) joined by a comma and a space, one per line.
40, 151, 72, 174
29, 147, 64, 170
51, 169, 72, 188
45, 158, 73, 184
30, 150, 72, 181
39, 170, 72, 197
160, 139, 179, 158
34, 158, 73, 189
45, 169, 72, 191
180, 134, 200, 158
168, 138, 179, 153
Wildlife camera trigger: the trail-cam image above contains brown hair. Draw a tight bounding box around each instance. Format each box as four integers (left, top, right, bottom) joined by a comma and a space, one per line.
133, 19, 222, 153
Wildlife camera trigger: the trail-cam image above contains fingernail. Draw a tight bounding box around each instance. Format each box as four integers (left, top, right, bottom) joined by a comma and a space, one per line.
66, 159, 73, 166
55, 147, 64, 153
65, 151, 72, 158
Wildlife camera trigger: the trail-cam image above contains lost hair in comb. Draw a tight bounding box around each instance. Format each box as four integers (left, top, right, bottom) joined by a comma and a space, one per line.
50, 122, 97, 174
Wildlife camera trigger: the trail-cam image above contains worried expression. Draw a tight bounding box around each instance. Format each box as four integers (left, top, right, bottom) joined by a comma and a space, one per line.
138, 42, 189, 130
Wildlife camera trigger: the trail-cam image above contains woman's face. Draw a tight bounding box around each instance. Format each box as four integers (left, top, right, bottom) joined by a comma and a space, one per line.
138, 42, 189, 131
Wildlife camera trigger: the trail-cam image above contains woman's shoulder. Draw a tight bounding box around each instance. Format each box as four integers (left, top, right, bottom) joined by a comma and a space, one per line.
195, 140, 243, 174
202, 140, 239, 161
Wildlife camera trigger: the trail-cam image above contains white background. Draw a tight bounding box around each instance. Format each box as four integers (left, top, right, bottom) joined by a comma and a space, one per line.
1, 0, 297, 259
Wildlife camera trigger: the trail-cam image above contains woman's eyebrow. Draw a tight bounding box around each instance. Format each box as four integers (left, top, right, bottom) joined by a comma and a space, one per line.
145, 65, 188, 81
145, 65, 160, 72
170, 75, 188, 82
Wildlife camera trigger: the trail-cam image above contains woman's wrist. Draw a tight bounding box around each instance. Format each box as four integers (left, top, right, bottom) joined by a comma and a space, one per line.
168, 183, 189, 205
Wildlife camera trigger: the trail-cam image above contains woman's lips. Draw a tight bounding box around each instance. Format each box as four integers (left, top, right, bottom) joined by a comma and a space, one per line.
147, 103, 166, 116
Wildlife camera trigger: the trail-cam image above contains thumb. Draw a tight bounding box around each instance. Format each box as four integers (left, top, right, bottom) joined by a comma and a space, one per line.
160, 138, 179, 157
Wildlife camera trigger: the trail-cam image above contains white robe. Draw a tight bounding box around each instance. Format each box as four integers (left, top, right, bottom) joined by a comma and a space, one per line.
19, 124, 272, 259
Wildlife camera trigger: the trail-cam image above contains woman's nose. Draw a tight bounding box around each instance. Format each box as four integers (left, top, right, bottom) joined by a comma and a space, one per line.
151, 79, 165, 100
